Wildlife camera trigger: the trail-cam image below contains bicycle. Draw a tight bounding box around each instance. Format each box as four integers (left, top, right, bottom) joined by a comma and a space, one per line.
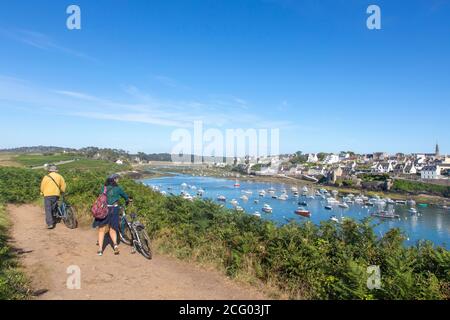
52, 194, 78, 229
119, 205, 152, 259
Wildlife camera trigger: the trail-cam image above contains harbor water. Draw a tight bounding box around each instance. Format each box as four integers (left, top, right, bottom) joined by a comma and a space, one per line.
142, 174, 450, 249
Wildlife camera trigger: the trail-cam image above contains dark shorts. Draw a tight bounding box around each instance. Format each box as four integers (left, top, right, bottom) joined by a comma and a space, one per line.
92, 206, 119, 231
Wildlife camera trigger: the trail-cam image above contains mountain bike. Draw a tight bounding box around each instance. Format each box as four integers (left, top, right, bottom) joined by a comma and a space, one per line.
119, 206, 152, 259
52, 194, 78, 229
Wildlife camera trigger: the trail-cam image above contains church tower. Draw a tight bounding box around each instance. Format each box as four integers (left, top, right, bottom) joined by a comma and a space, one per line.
435, 143, 440, 158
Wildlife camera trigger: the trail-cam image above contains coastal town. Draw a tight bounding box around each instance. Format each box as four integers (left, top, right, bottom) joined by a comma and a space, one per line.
197, 144, 450, 188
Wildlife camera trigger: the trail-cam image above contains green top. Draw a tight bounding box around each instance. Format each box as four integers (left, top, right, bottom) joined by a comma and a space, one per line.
101, 185, 129, 205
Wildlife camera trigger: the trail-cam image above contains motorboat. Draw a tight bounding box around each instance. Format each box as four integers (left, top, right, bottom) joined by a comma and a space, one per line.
278, 194, 288, 201
295, 207, 311, 218
327, 197, 339, 205
259, 190, 266, 197
217, 195, 226, 202
330, 215, 339, 223
338, 202, 349, 209
371, 211, 400, 219
230, 199, 239, 206
240, 195, 249, 201
253, 212, 261, 218
182, 193, 193, 201
408, 208, 418, 215
262, 204, 273, 213
325, 205, 333, 210
181, 182, 187, 188
298, 201, 307, 206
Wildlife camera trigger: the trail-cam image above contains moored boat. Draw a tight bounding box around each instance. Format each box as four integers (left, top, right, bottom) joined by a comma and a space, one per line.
295, 207, 311, 218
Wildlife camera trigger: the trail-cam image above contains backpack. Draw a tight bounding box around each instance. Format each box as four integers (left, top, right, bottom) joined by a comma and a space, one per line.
91, 186, 109, 219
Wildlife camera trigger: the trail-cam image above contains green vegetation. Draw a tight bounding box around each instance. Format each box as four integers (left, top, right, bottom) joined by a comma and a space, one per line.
359, 174, 390, 182
393, 179, 450, 198
0, 205, 30, 300
0, 166, 449, 300
57, 159, 131, 172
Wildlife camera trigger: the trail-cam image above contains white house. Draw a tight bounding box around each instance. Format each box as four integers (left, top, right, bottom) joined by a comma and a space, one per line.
323, 154, 340, 164
421, 165, 441, 180
373, 162, 393, 173
307, 153, 319, 163
115, 159, 124, 165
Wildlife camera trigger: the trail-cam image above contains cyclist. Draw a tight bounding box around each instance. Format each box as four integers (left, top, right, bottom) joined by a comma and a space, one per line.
40, 164, 66, 229
93, 173, 130, 256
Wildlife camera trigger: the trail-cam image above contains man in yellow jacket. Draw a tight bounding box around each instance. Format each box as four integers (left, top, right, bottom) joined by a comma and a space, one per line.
40, 164, 66, 229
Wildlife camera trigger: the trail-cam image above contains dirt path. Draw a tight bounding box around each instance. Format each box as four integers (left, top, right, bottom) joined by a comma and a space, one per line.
7, 204, 268, 300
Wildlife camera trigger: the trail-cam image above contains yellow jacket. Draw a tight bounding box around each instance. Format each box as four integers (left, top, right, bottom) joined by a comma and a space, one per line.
40, 172, 67, 197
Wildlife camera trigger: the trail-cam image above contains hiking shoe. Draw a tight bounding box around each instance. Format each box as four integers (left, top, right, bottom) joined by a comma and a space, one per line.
47, 224, 55, 229
97, 250, 103, 256
113, 245, 120, 255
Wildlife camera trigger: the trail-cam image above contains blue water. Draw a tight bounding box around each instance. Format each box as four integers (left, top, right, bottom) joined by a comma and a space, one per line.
141, 174, 450, 249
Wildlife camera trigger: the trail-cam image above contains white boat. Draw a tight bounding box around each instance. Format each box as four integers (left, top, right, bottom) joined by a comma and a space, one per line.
259, 190, 266, 197
242, 190, 253, 195
408, 208, 418, 215
327, 198, 339, 205
235, 206, 244, 212
302, 186, 309, 193
330, 215, 339, 223
307, 195, 315, 200
217, 195, 226, 202
262, 204, 273, 213
240, 195, 249, 201
181, 182, 187, 188
339, 202, 349, 209
253, 212, 261, 218
182, 193, 193, 201
230, 199, 239, 206
268, 187, 276, 193
278, 194, 288, 201
291, 186, 298, 193
331, 190, 339, 196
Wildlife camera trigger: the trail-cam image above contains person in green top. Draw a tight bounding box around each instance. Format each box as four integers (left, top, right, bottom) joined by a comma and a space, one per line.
93, 174, 130, 256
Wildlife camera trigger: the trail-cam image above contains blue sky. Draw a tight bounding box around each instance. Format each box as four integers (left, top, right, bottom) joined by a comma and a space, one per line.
0, 0, 449, 155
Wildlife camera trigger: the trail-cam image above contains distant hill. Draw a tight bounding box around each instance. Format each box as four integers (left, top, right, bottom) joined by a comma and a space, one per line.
0, 146, 236, 164
0, 146, 78, 154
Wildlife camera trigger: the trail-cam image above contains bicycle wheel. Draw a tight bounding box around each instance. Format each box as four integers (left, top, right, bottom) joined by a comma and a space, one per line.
136, 228, 152, 260
63, 206, 78, 229
119, 218, 133, 246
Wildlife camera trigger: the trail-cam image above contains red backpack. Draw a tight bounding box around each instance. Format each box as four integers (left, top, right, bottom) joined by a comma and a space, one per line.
91, 186, 109, 219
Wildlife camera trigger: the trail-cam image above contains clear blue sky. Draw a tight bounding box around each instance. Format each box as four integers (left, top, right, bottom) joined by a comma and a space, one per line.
0, 0, 449, 155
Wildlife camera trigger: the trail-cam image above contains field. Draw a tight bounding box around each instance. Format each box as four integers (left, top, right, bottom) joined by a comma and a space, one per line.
14, 153, 81, 167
